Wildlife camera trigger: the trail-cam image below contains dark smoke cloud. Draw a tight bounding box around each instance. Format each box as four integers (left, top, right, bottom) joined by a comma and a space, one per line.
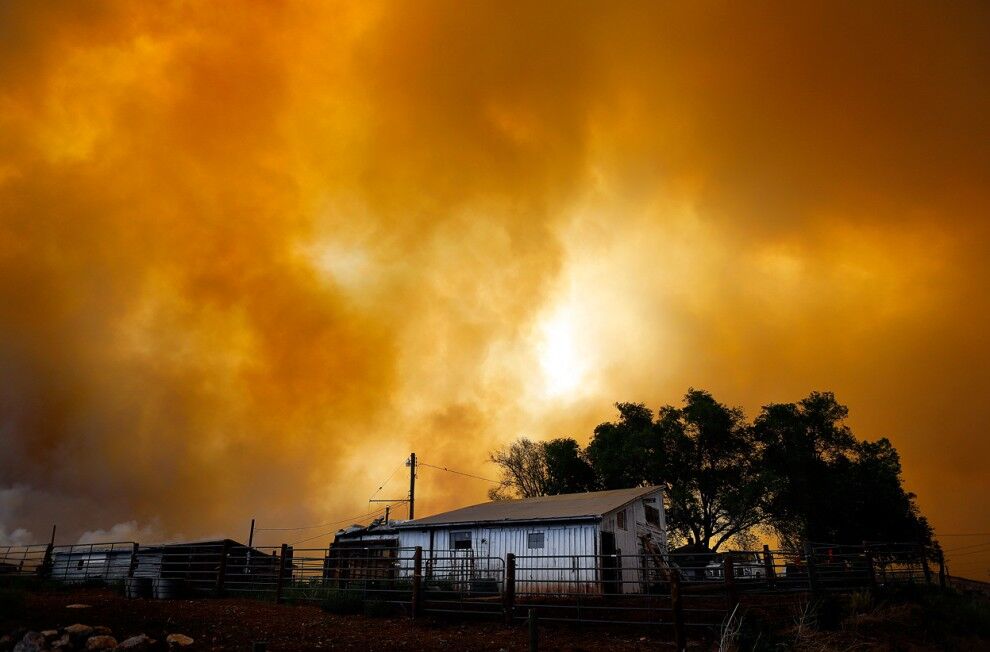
1, 2, 987, 559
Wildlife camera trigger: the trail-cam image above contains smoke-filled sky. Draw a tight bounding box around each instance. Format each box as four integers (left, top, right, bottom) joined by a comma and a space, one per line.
1, 1, 988, 573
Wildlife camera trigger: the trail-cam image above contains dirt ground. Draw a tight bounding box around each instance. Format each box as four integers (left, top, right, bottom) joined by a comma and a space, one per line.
7, 587, 689, 651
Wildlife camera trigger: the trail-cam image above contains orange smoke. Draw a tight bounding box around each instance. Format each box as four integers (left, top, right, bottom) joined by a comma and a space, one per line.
0, 2, 987, 574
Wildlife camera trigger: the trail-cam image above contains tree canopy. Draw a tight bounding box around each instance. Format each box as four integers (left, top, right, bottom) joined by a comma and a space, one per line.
489, 389, 932, 550
754, 392, 932, 549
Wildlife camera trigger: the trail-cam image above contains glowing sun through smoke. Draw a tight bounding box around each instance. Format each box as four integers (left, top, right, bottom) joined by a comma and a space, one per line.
537, 302, 589, 398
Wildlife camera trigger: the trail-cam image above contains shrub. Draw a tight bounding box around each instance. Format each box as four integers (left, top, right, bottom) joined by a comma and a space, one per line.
848, 590, 873, 615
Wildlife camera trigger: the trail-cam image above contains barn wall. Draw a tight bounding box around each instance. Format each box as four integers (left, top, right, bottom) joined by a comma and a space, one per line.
398, 522, 600, 594
133, 551, 162, 579
599, 488, 667, 593
50, 552, 132, 582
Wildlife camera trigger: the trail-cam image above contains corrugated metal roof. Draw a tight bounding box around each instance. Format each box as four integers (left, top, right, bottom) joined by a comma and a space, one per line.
397, 486, 662, 528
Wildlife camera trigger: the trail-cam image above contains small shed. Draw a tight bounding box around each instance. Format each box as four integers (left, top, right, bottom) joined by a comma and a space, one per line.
132, 539, 280, 592
50, 546, 135, 583
332, 486, 667, 594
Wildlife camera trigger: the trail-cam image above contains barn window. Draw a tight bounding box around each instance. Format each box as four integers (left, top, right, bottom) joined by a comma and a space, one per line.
645, 504, 661, 526
617, 509, 627, 530
527, 532, 545, 549
451, 531, 472, 550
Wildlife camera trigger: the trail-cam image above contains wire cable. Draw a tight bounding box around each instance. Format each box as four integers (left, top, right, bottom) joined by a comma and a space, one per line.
257, 457, 410, 535
947, 545, 990, 559
368, 459, 407, 502
288, 505, 395, 546
418, 461, 501, 484
258, 508, 391, 533
945, 540, 990, 553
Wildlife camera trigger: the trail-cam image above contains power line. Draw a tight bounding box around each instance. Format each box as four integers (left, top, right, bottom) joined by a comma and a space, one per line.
936, 533, 990, 537
258, 458, 409, 533
288, 505, 395, 546
257, 508, 391, 533
418, 461, 501, 484
368, 459, 407, 502
945, 540, 990, 553
948, 545, 990, 559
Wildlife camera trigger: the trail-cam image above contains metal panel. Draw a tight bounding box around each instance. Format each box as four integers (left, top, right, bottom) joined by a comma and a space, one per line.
397, 523, 600, 594
403, 486, 662, 527
600, 487, 668, 593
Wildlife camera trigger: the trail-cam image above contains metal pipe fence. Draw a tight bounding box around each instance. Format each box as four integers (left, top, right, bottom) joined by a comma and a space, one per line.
0, 539, 941, 634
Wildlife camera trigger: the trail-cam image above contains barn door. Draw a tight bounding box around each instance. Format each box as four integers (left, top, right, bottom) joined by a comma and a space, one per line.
600, 531, 620, 594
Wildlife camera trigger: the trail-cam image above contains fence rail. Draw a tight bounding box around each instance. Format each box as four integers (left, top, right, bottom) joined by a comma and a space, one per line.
0, 539, 945, 637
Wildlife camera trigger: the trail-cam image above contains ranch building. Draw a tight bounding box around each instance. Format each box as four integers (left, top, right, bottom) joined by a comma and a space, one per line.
329, 485, 668, 594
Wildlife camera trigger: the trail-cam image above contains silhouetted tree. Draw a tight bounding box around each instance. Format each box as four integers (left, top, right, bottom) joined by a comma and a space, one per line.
658, 389, 765, 550
488, 436, 594, 499
585, 403, 660, 489
543, 438, 596, 494
488, 389, 933, 551
755, 391, 932, 549
581, 392, 763, 549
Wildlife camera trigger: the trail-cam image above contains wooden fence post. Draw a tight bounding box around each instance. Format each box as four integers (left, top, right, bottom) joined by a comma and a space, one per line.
128, 543, 140, 578
863, 541, 877, 593
804, 542, 820, 596
919, 544, 932, 585
215, 539, 232, 596
937, 547, 946, 590
504, 553, 516, 625
762, 544, 776, 589
528, 608, 538, 652
724, 555, 738, 611
411, 546, 423, 619
274, 543, 288, 604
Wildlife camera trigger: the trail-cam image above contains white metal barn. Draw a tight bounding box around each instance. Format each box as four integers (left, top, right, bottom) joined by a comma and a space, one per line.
331, 486, 667, 594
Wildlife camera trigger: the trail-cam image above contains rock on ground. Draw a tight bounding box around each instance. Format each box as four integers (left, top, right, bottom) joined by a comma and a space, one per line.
165, 633, 194, 648
65, 623, 94, 640
51, 634, 72, 651
116, 634, 155, 651
12, 631, 45, 652
85, 635, 117, 650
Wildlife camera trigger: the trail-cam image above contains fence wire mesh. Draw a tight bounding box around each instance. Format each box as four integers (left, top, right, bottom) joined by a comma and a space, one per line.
0, 538, 940, 631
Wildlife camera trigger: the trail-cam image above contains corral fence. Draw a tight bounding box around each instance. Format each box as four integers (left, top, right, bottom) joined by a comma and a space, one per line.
0, 539, 947, 641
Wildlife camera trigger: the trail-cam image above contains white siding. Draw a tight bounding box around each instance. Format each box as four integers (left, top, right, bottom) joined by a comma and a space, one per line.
51, 551, 133, 582
396, 522, 599, 594
337, 488, 669, 595
599, 488, 667, 593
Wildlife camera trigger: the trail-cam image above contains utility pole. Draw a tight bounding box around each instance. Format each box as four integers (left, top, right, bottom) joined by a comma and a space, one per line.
407, 452, 417, 520
245, 518, 256, 575
371, 452, 417, 520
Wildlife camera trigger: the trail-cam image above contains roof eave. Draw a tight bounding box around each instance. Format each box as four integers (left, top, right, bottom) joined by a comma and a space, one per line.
395, 514, 601, 529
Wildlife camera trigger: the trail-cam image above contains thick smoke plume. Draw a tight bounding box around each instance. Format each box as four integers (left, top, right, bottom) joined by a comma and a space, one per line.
1, 2, 988, 555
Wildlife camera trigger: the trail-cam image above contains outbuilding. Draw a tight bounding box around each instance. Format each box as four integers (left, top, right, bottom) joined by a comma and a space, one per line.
50, 545, 135, 583
331, 486, 667, 594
